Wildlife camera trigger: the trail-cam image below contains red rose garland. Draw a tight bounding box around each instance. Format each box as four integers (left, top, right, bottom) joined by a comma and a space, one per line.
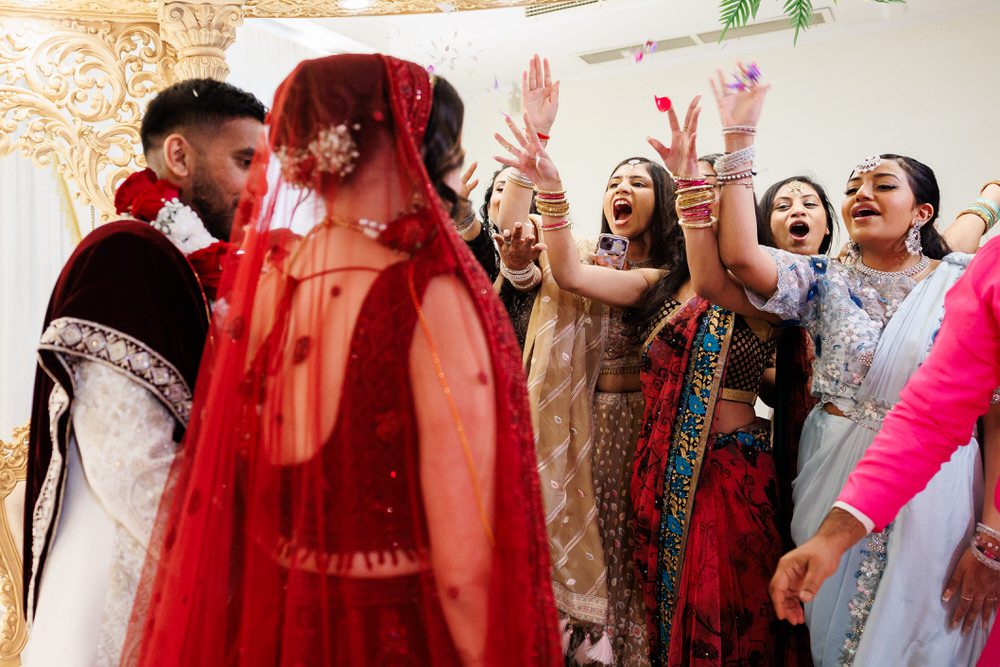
115, 168, 234, 301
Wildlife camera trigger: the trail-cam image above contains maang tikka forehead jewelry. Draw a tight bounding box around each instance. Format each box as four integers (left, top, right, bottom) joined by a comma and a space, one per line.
627, 158, 643, 166
786, 181, 804, 195
855, 155, 882, 174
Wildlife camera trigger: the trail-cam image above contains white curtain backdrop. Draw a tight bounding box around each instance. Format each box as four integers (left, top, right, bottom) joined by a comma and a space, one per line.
0, 154, 78, 439
228, 21, 327, 107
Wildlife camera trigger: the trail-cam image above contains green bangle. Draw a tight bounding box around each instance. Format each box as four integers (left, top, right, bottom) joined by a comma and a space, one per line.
974, 197, 1000, 219
959, 206, 995, 231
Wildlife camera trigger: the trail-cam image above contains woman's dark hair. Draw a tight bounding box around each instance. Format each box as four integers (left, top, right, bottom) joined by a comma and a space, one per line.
759, 175, 838, 255
422, 76, 465, 217
608, 157, 684, 335
846, 154, 950, 260
480, 168, 538, 225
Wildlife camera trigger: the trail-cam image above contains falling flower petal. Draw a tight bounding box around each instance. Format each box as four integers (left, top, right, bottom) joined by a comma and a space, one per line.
654, 95, 672, 112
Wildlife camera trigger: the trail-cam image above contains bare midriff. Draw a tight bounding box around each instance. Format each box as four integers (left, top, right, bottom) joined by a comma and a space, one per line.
597, 371, 641, 393
711, 398, 760, 435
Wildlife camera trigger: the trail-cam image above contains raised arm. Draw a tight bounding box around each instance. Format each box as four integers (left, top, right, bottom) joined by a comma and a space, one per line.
710, 65, 780, 298
942, 182, 1000, 253
648, 95, 776, 321
494, 113, 661, 307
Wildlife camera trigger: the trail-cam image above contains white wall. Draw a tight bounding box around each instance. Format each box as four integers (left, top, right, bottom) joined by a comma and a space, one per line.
228, 21, 327, 108
459, 10, 1000, 239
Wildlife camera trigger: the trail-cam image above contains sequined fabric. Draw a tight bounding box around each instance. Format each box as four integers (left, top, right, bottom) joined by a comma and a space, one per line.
268, 260, 439, 559
602, 307, 643, 375
593, 391, 649, 665
747, 248, 925, 417
73, 361, 176, 666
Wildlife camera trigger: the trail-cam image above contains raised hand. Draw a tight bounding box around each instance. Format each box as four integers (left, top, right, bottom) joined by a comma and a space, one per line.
521, 54, 560, 138
493, 113, 561, 190
647, 96, 702, 179
455, 161, 480, 201
710, 61, 771, 129
494, 221, 545, 271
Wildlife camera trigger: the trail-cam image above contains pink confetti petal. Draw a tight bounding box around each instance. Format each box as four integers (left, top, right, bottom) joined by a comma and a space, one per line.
654, 95, 672, 112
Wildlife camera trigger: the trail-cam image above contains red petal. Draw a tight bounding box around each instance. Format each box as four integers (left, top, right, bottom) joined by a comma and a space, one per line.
654, 95, 672, 112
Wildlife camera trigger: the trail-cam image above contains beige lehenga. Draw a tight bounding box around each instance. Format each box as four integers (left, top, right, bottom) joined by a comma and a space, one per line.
592, 307, 650, 666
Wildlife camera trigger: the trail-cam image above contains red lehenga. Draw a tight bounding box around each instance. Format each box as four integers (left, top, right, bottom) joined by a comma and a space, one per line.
123, 54, 560, 666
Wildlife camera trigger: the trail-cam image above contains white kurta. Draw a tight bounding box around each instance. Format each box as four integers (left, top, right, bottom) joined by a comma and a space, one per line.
22, 361, 177, 667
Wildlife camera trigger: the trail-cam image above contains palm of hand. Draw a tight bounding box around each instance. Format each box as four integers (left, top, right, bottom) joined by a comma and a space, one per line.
718, 88, 766, 127
524, 89, 556, 131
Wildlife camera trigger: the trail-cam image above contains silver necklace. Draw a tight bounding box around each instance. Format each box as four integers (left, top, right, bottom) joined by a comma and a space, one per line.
854, 254, 929, 281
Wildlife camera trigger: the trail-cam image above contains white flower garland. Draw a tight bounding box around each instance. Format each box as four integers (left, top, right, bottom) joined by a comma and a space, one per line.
148, 199, 218, 256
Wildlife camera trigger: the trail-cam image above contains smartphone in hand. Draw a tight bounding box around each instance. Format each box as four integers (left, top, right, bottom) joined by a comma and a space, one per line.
596, 233, 630, 270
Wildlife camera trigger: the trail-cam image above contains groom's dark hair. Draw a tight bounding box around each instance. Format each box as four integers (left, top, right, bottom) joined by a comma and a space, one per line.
140, 79, 266, 153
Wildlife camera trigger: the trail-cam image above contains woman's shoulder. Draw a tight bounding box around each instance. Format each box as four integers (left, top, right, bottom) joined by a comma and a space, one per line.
941, 251, 975, 269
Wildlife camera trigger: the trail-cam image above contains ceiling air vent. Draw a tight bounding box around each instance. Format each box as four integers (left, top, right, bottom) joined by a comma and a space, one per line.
525, 0, 600, 18
577, 7, 833, 65
698, 8, 830, 42
579, 36, 698, 65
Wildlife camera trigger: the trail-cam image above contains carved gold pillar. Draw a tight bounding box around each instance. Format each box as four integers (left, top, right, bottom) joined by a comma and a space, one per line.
0, 16, 176, 221
159, 0, 243, 81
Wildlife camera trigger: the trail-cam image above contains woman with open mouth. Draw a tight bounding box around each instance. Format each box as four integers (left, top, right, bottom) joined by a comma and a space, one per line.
494, 84, 808, 664
760, 176, 837, 257
488, 56, 680, 665
707, 65, 1000, 666
496, 150, 675, 665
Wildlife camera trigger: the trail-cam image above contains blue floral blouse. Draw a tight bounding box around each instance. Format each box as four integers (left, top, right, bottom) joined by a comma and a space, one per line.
745, 248, 927, 413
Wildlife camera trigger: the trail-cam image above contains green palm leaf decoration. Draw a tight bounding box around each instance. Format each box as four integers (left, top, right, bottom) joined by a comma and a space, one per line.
720, 0, 906, 44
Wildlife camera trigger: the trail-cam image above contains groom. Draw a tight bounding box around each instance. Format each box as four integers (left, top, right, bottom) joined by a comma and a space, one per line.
21, 78, 265, 666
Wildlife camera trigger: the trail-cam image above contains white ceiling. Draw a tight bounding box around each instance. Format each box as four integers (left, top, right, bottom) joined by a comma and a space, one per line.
257, 0, 999, 95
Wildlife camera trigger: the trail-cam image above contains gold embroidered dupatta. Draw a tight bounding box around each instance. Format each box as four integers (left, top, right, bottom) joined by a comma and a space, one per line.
518, 234, 610, 630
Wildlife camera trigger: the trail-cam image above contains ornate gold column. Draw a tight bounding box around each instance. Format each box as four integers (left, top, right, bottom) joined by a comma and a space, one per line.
0, 16, 176, 220
159, 0, 243, 81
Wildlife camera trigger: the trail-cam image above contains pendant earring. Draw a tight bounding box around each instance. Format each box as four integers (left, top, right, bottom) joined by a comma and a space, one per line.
905, 223, 922, 256
845, 239, 862, 263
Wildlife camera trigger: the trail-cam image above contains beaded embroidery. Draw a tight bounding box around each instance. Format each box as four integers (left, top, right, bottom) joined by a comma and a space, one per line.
38, 317, 193, 425
840, 524, 893, 665
27, 384, 69, 624
747, 248, 926, 418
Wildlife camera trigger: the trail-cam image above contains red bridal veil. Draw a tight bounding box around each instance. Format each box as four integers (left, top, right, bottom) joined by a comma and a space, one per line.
124, 54, 560, 666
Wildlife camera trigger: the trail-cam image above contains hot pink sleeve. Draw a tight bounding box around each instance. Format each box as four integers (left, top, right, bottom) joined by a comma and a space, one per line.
837, 239, 1000, 531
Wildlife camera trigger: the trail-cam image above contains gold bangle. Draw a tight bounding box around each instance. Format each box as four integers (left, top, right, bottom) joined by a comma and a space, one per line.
678, 216, 717, 229
535, 187, 566, 196
676, 184, 714, 195
677, 190, 716, 209
959, 207, 993, 230
536, 202, 571, 217
980, 180, 1000, 195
